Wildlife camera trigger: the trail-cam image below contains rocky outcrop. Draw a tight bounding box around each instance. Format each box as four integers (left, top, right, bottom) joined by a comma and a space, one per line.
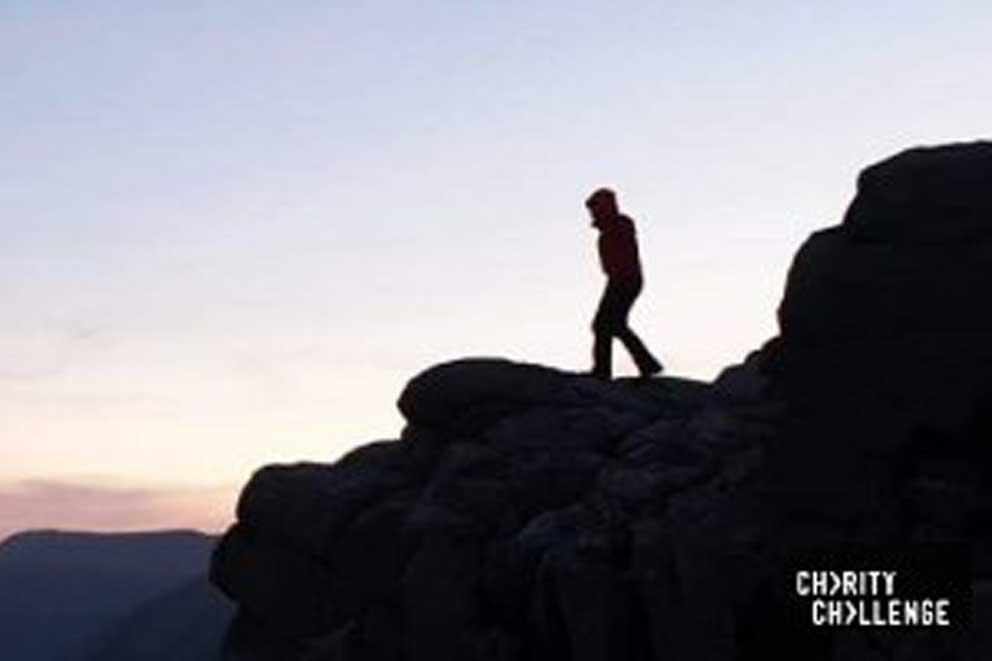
762, 142, 992, 554
211, 142, 992, 660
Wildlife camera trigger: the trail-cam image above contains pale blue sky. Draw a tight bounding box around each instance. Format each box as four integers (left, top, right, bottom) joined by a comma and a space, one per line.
2, 1, 990, 536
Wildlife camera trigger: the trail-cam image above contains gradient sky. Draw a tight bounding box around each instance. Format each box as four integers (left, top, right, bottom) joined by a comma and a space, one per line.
2, 1, 991, 539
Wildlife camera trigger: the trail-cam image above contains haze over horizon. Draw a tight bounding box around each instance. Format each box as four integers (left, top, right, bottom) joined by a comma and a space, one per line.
3, 1, 991, 539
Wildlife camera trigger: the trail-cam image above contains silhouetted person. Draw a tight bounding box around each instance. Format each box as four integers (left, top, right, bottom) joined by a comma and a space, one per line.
586, 188, 663, 380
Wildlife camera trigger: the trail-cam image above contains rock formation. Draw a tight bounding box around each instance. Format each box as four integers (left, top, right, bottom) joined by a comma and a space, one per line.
211, 142, 992, 660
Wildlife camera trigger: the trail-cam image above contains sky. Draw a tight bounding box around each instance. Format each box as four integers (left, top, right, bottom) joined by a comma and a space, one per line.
2, 1, 991, 540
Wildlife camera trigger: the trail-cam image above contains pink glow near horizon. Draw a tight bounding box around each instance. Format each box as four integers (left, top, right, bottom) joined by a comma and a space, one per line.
0, 479, 237, 543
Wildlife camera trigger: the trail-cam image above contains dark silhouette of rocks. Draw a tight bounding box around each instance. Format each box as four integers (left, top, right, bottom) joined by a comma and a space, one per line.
211, 142, 992, 660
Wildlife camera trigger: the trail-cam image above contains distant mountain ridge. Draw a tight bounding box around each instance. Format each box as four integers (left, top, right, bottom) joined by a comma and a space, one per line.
82, 575, 233, 661
0, 529, 232, 661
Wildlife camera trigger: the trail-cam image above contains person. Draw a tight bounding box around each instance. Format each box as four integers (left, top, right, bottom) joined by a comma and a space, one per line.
585, 187, 663, 380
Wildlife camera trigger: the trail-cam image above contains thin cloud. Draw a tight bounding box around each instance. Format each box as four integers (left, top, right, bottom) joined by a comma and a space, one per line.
0, 479, 236, 543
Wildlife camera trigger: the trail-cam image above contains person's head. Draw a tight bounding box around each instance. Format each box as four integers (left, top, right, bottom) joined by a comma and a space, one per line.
585, 187, 619, 226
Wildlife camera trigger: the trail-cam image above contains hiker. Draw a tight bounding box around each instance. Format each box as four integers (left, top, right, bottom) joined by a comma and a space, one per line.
586, 187, 663, 380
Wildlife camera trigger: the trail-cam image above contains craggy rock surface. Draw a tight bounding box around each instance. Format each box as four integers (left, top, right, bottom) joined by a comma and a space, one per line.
211, 142, 992, 660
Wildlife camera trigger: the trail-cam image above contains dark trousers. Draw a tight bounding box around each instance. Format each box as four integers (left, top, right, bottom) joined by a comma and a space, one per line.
591, 276, 661, 378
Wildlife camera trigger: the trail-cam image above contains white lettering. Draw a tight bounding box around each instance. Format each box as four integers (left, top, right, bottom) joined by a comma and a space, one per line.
842, 572, 858, 596
812, 600, 826, 625
935, 599, 950, 626
882, 571, 896, 596
904, 600, 919, 625
812, 571, 828, 595
796, 571, 810, 596
887, 599, 901, 626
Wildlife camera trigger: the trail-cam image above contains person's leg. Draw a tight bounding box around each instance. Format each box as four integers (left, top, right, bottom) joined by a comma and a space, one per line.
614, 280, 663, 376
617, 327, 663, 376
592, 329, 612, 379
591, 283, 622, 379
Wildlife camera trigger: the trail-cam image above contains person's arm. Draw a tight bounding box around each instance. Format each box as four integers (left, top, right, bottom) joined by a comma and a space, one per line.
612, 220, 641, 279
599, 230, 620, 278
599, 218, 641, 279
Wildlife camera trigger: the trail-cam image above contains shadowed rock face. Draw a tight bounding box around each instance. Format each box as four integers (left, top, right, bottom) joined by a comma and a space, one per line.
765, 142, 992, 549
211, 142, 992, 661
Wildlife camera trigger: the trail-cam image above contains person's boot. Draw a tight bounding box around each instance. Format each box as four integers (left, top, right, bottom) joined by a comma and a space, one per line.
618, 329, 661, 379
637, 357, 664, 379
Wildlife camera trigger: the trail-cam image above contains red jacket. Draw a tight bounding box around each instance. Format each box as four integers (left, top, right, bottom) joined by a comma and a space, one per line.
595, 214, 642, 281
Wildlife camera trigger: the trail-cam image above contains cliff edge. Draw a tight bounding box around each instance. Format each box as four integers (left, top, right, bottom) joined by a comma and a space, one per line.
211, 142, 992, 661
